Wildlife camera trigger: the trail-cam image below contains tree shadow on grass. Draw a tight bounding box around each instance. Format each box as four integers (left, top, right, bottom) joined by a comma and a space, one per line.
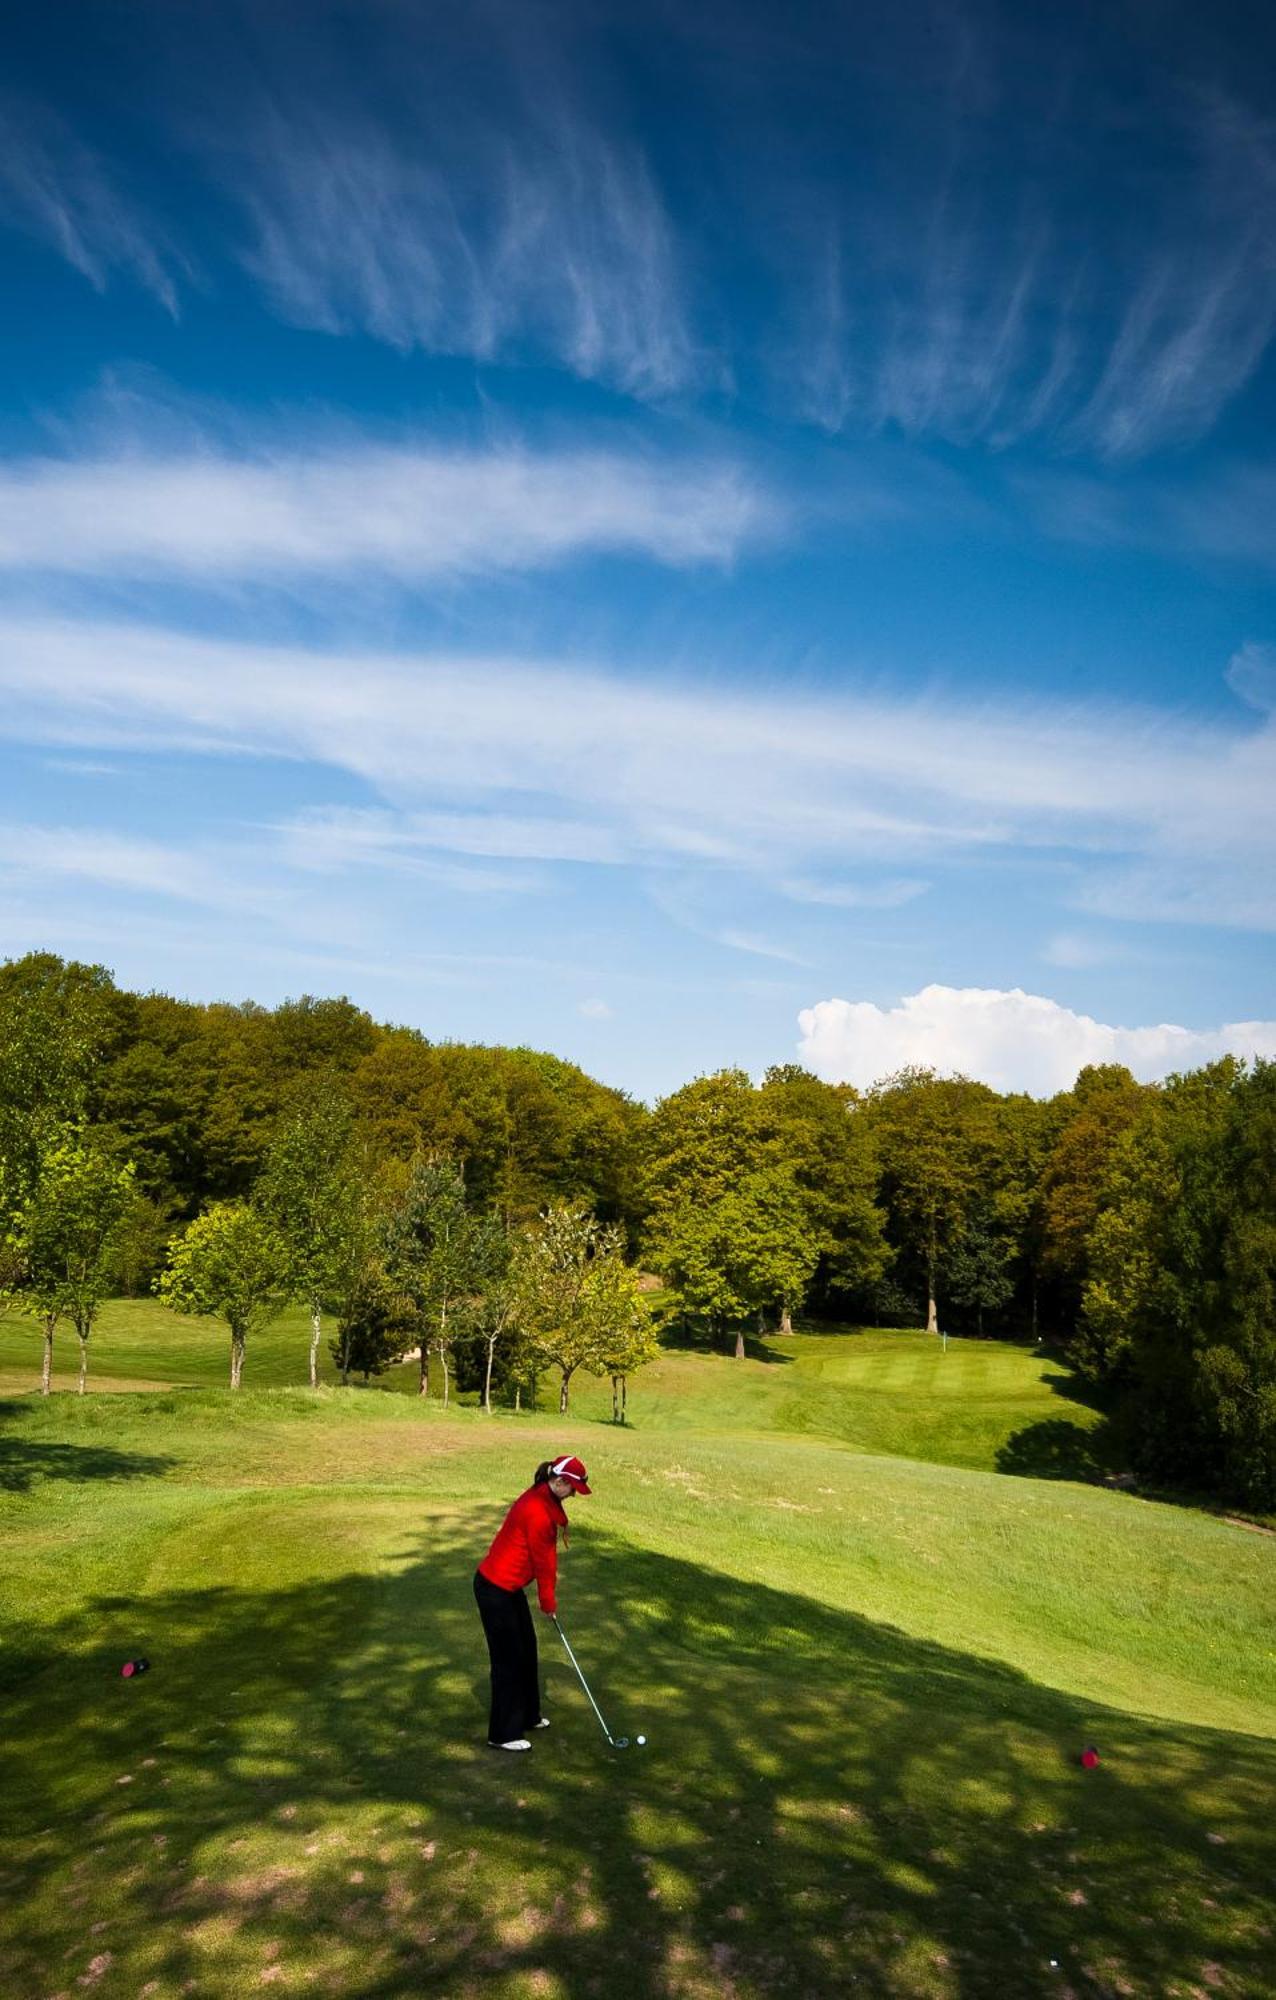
994, 1418, 1122, 1483
1038, 1362, 1112, 1419
657, 1324, 798, 1365
0, 1402, 175, 1492
994, 1350, 1132, 1485
1, 1515, 1272, 2000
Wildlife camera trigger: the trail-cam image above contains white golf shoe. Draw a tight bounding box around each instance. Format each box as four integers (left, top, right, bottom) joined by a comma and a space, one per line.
533, 1717, 550, 1729
491, 1737, 531, 1751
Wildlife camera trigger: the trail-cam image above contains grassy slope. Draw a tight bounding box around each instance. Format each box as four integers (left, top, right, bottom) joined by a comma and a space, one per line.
1, 1322, 1273, 1998
0, 1301, 1114, 1478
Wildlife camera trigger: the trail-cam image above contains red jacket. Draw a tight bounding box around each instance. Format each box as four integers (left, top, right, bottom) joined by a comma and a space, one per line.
478, 1484, 568, 1613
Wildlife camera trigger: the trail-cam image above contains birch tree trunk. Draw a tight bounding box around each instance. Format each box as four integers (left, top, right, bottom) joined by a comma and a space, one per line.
309, 1307, 322, 1389
440, 1343, 450, 1408
926, 1223, 939, 1335
418, 1338, 429, 1397
41, 1313, 56, 1395
779, 1303, 794, 1334
734, 1327, 746, 1360
559, 1367, 572, 1413
230, 1330, 245, 1389
77, 1332, 89, 1395
483, 1335, 496, 1413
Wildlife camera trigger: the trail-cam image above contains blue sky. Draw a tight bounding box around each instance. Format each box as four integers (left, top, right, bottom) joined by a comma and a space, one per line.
2, 0, 1276, 1099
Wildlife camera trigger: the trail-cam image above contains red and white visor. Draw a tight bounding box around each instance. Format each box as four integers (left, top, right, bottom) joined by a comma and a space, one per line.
550, 1454, 591, 1494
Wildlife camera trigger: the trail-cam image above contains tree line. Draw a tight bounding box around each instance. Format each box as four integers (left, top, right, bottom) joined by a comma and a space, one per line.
1, 953, 1273, 1505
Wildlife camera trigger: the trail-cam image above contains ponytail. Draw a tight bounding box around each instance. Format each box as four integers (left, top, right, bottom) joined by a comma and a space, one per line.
533, 1461, 554, 1485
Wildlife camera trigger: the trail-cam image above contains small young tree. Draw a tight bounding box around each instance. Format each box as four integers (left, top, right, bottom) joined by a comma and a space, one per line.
462, 1211, 521, 1414
514, 1204, 639, 1413
257, 1079, 360, 1388
322, 1175, 406, 1386
588, 1258, 661, 1422
329, 1278, 415, 1384
13, 1139, 135, 1395
157, 1202, 286, 1388
385, 1156, 484, 1404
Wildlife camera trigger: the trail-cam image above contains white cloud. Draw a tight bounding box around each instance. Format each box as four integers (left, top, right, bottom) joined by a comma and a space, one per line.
791, 80, 1276, 459
1016, 461, 1276, 574
1068, 93, 1276, 459
797, 984, 1276, 1096
1227, 642, 1276, 713
0, 445, 778, 581
0, 616, 1272, 934
41, 757, 121, 777
715, 929, 812, 967
1040, 932, 1108, 970
274, 806, 625, 869
577, 997, 612, 1019
229, 99, 694, 397
779, 876, 930, 909
0, 95, 182, 312
0, 821, 272, 915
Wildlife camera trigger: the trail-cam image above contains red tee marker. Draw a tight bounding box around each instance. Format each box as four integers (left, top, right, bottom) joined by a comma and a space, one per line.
1080, 1746, 1100, 1769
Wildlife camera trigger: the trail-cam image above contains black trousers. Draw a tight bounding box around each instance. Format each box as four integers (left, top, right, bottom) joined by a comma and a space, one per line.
473, 1570, 543, 1744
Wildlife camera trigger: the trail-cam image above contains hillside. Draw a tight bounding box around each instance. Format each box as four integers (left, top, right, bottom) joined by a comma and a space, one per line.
1, 1320, 1273, 1997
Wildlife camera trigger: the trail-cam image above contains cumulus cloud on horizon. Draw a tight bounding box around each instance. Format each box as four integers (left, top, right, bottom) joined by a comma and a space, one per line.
797, 984, 1276, 1097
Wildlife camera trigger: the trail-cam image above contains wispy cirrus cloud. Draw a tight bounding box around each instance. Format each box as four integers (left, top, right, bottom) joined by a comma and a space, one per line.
1013, 458, 1276, 572
0, 94, 183, 312
798, 983, 1276, 1096
0, 615, 1273, 933
790, 64, 1276, 459
0, 821, 270, 914
1227, 644, 1276, 713
221, 82, 695, 397
274, 806, 627, 869
0, 442, 779, 583
779, 875, 930, 910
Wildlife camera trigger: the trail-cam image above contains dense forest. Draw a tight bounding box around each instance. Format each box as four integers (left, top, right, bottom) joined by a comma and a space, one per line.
1, 952, 1273, 1507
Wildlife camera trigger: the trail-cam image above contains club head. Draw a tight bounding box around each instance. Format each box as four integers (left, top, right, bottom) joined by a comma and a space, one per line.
611, 1736, 630, 1750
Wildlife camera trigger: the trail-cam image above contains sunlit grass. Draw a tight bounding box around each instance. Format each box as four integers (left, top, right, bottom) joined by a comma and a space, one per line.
2, 1325, 1272, 1996
0, 1300, 1111, 1478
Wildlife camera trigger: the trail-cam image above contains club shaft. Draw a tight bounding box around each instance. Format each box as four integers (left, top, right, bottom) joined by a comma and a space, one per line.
551, 1617, 616, 1744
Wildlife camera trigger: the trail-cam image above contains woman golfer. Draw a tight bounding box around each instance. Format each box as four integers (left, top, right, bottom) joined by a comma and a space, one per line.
474, 1454, 590, 1750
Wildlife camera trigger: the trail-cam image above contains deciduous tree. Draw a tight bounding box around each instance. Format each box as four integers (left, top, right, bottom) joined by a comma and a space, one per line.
513, 1204, 642, 1411
157, 1203, 286, 1389
866, 1069, 998, 1335
257, 1078, 362, 1388
12, 1139, 135, 1394
385, 1157, 483, 1404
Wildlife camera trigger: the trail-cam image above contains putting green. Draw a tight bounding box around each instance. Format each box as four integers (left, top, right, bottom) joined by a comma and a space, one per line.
3, 1375, 1275, 1999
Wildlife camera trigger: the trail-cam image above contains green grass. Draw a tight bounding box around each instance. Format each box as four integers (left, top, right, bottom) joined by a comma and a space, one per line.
1, 1320, 1274, 1997
0, 1301, 1115, 1479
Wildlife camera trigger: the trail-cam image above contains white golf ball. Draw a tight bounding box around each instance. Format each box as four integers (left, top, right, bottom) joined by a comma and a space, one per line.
636, 1734, 646, 1746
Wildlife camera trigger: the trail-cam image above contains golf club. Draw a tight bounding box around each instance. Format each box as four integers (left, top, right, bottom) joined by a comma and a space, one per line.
551, 1615, 634, 1750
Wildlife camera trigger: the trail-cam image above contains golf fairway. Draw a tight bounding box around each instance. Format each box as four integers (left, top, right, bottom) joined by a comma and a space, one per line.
1, 1324, 1274, 1998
